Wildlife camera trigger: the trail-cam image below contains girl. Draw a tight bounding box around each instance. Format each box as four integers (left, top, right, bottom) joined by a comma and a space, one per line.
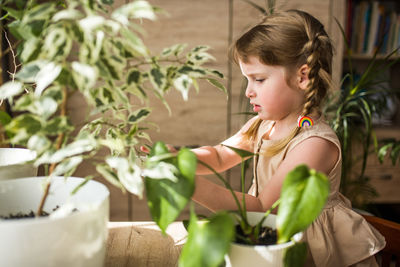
191, 10, 385, 267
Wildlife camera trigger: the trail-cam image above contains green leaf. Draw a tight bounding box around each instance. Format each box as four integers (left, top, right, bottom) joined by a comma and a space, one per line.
43, 116, 72, 135
27, 134, 51, 154
0, 81, 24, 99
128, 108, 151, 123
52, 9, 83, 22
179, 210, 235, 267
24, 2, 56, 22
206, 78, 227, 94
106, 157, 144, 198
222, 144, 255, 159
0, 111, 12, 126
149, 67, 166, 91
15, 60, 44, 82
51, 156, 83, 177
48, 138, 97, 163
127, 69, 141, 85
378, 143, 393, 164
20, 37, 40, 62
144, 143, 195, 233
173, 74, 192, 101
43, 27, 72, 60
6, 114, 42, 144
111, 0, 156, 24
177, 148, 197, 181
2, 6, 24, 20
71, 61, 98, 90
119, 27, 149, 57
283, 242, 308, 267
178, 65, 207, 78
96, 164, 126, 192
161, 43, 187, 57
277, 165, 329, 243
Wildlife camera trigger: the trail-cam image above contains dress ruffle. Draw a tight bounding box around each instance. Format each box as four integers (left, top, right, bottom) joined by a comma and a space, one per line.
305, 193, 386, 267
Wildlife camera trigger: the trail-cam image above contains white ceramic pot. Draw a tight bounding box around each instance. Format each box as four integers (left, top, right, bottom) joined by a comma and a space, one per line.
0, 148, 37, 180
0, 176, 110, 267
225, 212, 303, 267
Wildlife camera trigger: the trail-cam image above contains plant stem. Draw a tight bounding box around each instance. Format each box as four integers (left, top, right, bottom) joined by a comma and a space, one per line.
36, 87, 68, 216
198, 160, 247, 223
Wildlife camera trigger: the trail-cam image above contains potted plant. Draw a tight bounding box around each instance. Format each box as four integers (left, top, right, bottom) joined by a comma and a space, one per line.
0, 0, 225, 266
322, 21, 400, 208
143, 142, 330, 267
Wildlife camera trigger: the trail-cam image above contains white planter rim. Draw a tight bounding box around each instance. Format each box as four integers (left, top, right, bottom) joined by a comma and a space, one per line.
0, 176, 109, 226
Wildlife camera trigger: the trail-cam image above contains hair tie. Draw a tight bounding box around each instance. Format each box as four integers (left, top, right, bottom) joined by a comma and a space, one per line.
298, 115, 314, 127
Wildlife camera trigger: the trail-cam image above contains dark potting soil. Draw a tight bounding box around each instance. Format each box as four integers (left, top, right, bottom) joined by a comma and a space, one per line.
234, 224, 277, 246
0, 206, 75, 220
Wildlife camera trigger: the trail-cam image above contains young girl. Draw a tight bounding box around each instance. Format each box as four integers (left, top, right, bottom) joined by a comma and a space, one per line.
191, 10, 385, 267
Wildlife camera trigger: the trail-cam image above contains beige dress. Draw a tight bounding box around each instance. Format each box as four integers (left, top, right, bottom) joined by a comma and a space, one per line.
247, 119, 386, 267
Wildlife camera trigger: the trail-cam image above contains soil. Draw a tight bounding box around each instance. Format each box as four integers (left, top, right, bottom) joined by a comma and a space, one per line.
0, 206, 67, 220
234, 224, 277, 246
0, 210, 50, 219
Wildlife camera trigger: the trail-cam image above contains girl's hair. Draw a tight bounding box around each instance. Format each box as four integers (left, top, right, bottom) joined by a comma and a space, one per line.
232, 10, 333, 156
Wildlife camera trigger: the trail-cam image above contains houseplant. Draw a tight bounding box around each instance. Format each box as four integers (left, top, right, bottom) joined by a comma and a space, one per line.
0, 0, 225, 265
143, 142, 330, 267
322, 20, 400, 208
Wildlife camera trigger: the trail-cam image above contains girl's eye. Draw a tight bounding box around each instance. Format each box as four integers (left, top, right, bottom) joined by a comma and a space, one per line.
255, 79, 265, 82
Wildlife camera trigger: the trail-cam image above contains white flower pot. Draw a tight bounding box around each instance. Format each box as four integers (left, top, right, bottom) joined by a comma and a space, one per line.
0, 176, 110, 267
0, 148, 37, 180
225, 212, 303, 267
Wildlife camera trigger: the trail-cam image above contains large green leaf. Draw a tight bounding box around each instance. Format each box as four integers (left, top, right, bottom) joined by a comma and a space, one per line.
144, 142, 196, 233
283, 242, 308, 267
179, 210, 234, 267
277, 165, 329, 243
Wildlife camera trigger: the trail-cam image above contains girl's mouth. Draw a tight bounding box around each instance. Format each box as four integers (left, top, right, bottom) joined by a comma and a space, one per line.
253, 104, 261, 113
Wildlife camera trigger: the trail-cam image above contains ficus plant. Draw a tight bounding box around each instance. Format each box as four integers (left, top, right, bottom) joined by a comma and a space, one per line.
143, 141, 330, 267
0, 0, 225, 215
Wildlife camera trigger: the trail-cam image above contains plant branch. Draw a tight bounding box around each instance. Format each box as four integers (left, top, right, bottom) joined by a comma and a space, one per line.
36, 86, 68, 216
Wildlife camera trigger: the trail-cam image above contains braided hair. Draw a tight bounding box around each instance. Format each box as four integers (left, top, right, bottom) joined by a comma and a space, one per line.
232, 10, 333, 156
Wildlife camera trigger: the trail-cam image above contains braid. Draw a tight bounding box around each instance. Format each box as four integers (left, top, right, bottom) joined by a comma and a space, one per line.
302, 32, 333, 117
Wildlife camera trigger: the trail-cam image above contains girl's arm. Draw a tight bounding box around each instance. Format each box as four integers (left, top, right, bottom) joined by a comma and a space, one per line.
192, 136, 339, 212
192, 116, 258, 175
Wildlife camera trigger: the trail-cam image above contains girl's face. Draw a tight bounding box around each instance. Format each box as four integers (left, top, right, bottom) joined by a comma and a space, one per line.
239, 56, 305, 122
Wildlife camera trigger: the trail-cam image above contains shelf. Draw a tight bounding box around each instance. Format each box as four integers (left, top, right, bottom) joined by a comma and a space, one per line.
343, 53, 400, 60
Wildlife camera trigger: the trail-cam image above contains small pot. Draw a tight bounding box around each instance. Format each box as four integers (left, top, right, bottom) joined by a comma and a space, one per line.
0, 148, 37, 180
225, 212, 303, 267
0, 176, 110, 267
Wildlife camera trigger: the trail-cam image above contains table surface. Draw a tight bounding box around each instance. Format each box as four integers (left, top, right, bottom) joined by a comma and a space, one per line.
106, 221, 188, 267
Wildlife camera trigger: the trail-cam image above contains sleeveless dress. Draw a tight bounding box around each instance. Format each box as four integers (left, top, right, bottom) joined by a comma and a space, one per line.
247, 118, 386, 267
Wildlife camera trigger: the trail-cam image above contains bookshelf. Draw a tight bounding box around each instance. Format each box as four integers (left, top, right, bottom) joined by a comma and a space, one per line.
345, 0, 400, 207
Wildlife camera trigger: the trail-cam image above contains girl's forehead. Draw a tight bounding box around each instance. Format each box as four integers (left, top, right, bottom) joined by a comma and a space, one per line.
239, 56, 283, 75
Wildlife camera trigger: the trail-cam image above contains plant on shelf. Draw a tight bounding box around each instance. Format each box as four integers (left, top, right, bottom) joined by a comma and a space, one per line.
143, 142, 330, 267
322, 20, 400, 208
0, 0, 225, 214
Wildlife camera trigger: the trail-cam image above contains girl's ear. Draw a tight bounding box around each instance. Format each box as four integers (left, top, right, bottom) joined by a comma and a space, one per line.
297, 64, 310, 90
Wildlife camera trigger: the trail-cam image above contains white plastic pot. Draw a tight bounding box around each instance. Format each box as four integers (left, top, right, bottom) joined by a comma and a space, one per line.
0, 176, 110, 267
225, 212, 303, 267
0, 148, 37, 180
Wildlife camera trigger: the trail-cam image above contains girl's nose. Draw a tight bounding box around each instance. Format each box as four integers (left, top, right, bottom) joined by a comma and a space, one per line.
245, 85, 255, 98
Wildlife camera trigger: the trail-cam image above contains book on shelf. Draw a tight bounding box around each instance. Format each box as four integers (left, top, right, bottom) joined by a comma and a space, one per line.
347, 0, 400, 56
